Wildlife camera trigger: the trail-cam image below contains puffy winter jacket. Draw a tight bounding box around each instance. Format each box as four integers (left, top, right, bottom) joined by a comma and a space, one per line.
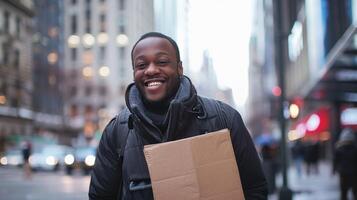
89, 76, 267, 200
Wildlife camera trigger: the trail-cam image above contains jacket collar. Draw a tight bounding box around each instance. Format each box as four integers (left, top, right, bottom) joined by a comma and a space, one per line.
125, 76, 198, 143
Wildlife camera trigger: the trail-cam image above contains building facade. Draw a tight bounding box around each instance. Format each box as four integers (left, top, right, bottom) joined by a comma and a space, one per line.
63, 0, 154, 138
0, 0, 35, 149
32, 0, 65, 137
154, 0, 191, 74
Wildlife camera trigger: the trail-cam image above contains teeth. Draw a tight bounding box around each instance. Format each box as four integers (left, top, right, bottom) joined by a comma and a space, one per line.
147, 82, 162, 87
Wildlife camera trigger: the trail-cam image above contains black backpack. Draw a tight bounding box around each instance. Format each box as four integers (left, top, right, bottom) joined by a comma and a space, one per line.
114, 97, 227, 199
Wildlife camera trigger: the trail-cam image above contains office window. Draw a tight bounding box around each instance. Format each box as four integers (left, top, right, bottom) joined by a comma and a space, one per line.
119, 0, 125, 10
71, 48, 77, 61
71, 15, 77, 34
119, 47, 125, 59
15, 16, 21, 37
99, 47, 106, 60
99, 85, 107, 96
100, 14, 106, 32
70, 86, 77, 96
85, 85, 92, 96
2, 44, 8, 65
119, 25, 125, 33
14, 49, 20, 69
4, 11, 9, 34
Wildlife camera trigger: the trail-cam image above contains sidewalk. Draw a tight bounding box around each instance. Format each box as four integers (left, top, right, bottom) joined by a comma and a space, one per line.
269, 161, 340, 200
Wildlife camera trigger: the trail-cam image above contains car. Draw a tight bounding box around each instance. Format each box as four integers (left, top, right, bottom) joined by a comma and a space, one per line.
29, 144, 73, 171
0, 149, 23, 167
64, 146, 96, 175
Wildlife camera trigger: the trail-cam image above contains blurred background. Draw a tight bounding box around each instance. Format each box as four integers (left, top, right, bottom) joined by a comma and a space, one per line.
0, 0, 356, 199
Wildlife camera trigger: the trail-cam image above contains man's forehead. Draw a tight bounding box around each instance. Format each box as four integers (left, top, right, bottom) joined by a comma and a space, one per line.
133, 37, 176, 57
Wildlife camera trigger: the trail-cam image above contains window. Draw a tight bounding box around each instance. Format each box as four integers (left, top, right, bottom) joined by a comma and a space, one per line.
100, 14, 106, 32
85, 21, 91, 33
71, 48, 77, 61
4, 11, 9, 34
85, 85, 92, 96
15, 17, 21, 37
99, 85, 107, 96
71, 15, 77, 34
70, 86, 77, 96
14, 49, 20, 69
2, 43, 8, 65
99, 47, 106, 60
119, 0, 125, 10
119, 47, 125, 59
69, 104, 78, 116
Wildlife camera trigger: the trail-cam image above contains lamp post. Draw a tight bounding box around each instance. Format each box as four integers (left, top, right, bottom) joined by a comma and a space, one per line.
273, 0, 293, 199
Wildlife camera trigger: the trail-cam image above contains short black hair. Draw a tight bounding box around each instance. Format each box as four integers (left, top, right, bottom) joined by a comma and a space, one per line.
131, 32, 181, 67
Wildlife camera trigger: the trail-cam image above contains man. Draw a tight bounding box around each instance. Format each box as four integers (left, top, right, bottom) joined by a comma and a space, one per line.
333, 128, 357, 200
89, 32, 267, 200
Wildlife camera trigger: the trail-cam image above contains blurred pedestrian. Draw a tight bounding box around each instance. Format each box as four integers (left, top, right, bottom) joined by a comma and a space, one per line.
333, 128, 357, 200
291, 139, 304, 177
304, 140, 320, 175
21, 139, 32, 179
261, 143, 278, 194
88, 32, 268, 199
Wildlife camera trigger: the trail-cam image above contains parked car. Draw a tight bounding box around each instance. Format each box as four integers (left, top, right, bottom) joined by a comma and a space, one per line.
29, 144, 73, 171
64, 146, 96, 175
0, 149, 23, 167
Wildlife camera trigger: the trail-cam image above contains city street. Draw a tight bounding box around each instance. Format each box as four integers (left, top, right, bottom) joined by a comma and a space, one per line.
271, 161, 342, 200
0, 167, 90, 200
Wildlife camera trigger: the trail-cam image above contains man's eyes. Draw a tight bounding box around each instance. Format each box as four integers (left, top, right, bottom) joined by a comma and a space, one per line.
157, 60, 170, 65
135, 63, 147, 69
134, 60, 170, 69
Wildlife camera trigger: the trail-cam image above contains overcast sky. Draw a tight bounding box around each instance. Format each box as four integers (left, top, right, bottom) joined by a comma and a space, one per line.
189, 0, 253, 107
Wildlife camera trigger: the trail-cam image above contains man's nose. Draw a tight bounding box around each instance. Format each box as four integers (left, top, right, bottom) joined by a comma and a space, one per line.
144, 63, 159, 75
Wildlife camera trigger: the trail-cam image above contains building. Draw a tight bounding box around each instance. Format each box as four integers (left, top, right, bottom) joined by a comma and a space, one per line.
154, 0, 191, 74
195, 50, 235, 107
246, 0, 278, 136
249, 0, 357, 160
0, 0, 35, 149
63, 0, 154, 138
32, 0, 66, 138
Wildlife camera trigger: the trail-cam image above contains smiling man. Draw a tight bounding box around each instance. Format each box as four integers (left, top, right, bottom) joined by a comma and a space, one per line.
89, 32, 267, 200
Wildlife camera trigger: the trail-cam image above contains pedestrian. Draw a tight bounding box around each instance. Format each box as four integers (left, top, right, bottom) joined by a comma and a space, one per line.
333, 128, 357, 200
89, 32, 267, 200
304, 140, 320, 175
261, 143, 278, 194
291, 139, 304, 177
21, 139, 32, 179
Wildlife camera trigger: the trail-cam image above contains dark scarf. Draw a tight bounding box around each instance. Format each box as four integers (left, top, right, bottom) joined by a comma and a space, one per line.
125, 76, 197, 142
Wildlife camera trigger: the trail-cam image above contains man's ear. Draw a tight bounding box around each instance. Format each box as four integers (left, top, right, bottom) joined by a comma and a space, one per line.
177, 61, 183, 76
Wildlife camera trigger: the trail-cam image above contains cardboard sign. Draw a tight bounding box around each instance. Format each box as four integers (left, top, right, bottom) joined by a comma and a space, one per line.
144, 129, 244, 200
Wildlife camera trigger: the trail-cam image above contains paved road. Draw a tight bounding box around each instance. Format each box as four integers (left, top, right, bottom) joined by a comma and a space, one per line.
0, 167, 90, 200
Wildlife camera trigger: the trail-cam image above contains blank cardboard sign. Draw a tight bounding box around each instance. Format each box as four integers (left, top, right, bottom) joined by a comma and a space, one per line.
144, 129, 244, 200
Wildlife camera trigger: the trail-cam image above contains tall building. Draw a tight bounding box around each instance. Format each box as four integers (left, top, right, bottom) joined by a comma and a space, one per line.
196, 51, 235, 107
246, 0, 277, 136
154, 0, 191, 74
63, 0, 154, 138
32, 0, 65, 136
0, 0, 35, 146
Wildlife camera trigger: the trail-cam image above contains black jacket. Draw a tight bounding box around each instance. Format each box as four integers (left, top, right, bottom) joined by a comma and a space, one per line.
89, 77, 267, 200
333, 142, 357, 176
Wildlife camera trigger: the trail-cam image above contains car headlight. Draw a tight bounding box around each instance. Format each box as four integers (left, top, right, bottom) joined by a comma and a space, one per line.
46, 156, 58, 166
0, 157, 7, 165
64, 154, 75, 165
84, 155, 95, 166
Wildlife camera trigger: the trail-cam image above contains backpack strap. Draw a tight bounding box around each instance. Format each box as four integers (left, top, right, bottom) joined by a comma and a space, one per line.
199, 97, 228, 130
114, 109, 132, 200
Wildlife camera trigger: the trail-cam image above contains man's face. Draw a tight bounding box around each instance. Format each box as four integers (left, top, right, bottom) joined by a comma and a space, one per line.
132, 37, 183, 103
